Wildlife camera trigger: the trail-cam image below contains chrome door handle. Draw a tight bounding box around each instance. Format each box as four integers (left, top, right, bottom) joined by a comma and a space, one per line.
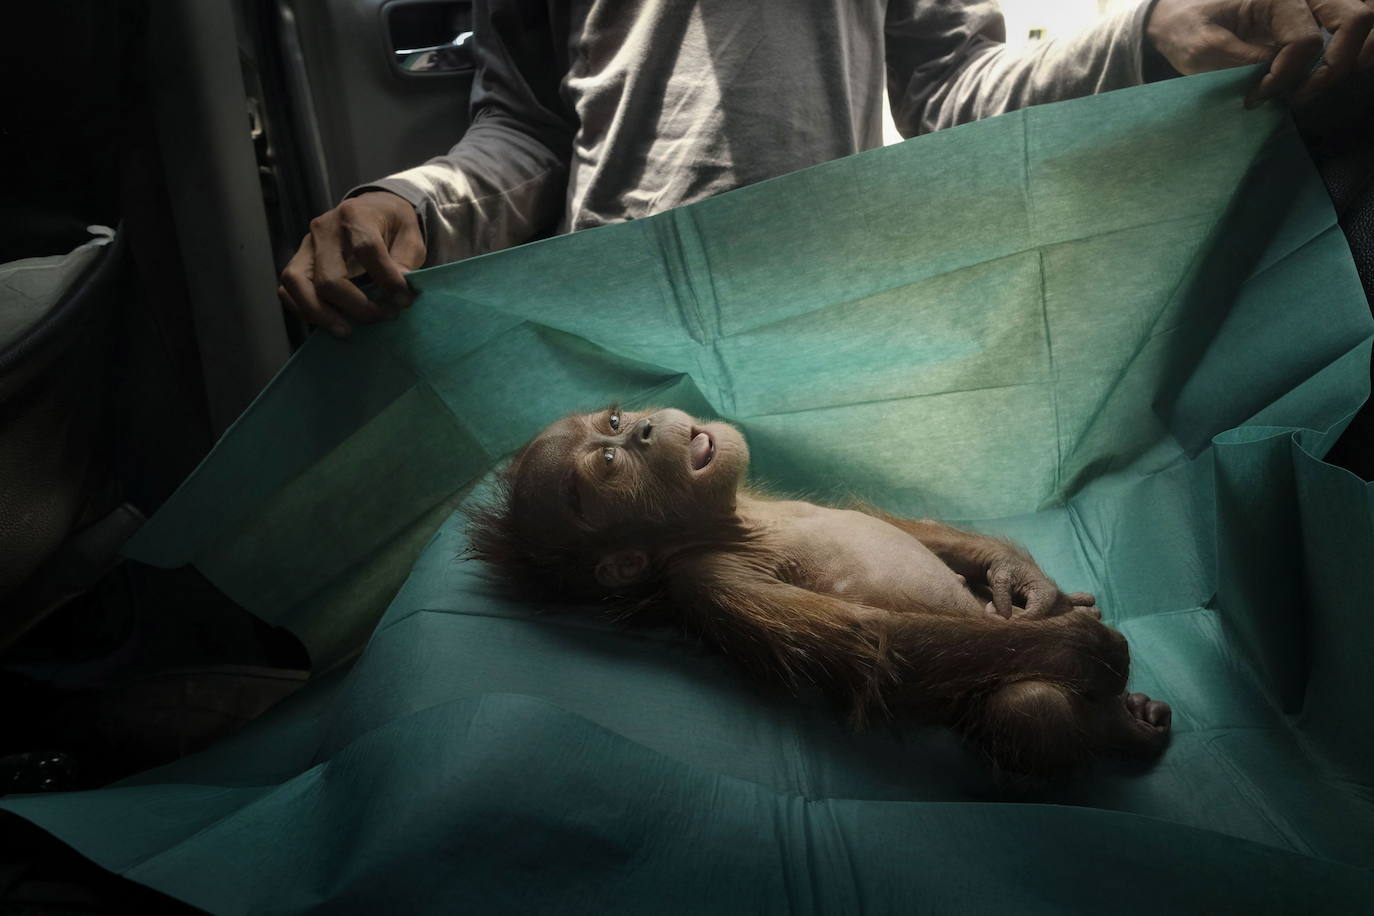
394, 31, 473, 73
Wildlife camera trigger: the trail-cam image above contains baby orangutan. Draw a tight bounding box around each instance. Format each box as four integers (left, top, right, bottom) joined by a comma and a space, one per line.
470, 406, 1171, 780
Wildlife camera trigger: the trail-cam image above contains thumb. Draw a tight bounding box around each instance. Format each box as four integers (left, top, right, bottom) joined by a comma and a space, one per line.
391, 234, 427, 272
1248, 1, 1326, 105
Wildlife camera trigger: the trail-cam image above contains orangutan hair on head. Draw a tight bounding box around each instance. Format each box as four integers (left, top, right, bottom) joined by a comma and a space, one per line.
467, 404, 1171, 782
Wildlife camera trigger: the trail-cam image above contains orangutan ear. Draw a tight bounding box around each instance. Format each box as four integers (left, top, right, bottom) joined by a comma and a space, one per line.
594, 548, 650, 589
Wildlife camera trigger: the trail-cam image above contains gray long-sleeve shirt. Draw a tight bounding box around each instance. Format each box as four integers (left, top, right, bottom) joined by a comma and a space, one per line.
367, 0, 1160, 266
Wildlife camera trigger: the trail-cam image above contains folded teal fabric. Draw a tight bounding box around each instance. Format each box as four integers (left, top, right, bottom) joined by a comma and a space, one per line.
5, 67, 1373, 912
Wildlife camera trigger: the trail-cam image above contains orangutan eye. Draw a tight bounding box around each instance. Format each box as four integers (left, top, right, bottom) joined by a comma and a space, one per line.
603, 447, 616, 464
608, 407, 621, 431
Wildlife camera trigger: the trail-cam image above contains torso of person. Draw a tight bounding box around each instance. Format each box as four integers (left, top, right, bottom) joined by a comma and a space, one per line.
558, 0, 890, 232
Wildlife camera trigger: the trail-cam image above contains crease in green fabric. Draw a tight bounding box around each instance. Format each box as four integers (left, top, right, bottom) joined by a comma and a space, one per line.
7, 65, 1367, 911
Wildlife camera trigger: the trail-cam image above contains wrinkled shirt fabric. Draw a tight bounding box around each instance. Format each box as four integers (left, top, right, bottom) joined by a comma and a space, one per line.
363, 0, 1158, 265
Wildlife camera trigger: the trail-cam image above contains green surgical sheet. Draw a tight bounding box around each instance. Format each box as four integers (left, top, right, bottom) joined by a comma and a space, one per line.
6, 68, 1374, 912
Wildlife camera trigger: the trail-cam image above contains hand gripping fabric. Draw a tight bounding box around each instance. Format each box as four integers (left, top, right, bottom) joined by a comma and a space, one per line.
5, 68, 1373, 913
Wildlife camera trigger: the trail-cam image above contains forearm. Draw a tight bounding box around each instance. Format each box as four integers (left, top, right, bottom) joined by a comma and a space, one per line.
875, 516, 1022, 581
682, 563, 1121, 721
890, 0, 1162, 137
709, 586, 1121, 714
359, 116, 568, 265
348, 0, 573, 266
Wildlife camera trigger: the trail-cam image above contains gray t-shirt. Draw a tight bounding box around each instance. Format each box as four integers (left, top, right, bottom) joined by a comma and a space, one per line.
368, 0, 1159, 265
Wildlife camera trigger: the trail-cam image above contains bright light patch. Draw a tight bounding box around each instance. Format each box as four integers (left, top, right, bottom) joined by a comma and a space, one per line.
882, 0, 1112, 145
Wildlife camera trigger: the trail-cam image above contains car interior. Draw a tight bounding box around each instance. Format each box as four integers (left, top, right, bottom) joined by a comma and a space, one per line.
1, 0, 1372, 909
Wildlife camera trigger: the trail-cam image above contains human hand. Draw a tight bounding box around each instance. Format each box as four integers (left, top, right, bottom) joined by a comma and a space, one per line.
278, 190, 426, 338
1146, 0, 1373, 107
984, 552, 1098, 620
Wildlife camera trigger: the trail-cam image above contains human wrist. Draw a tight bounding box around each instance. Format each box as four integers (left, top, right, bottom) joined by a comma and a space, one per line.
1142, 0, 1183, 79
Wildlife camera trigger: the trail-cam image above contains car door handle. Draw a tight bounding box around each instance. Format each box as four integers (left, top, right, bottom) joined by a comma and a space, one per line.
394, 30, 473, 73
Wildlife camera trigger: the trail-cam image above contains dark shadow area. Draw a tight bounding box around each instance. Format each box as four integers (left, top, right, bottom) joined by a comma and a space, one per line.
1, 563, 308, 790
1301, 75, 1374, 479
1, 0, 1372, 907
0, 814, 203, 914
0, 5, 313, 904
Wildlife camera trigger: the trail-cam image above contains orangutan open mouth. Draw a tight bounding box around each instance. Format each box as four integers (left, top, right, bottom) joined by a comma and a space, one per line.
689, 428, 715, 470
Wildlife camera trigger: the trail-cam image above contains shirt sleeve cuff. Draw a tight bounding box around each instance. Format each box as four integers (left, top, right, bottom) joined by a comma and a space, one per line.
1130, 0, 1181, 84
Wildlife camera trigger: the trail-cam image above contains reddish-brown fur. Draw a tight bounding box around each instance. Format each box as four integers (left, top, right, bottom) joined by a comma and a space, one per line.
468, 406, 1170, 781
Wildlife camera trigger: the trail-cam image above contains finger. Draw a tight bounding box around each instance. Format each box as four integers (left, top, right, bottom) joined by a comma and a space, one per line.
278, 283, 347, 337
1362, 19, 1374, 68
989, 570, 1014, 619
1143, 699, 1172, 729
1299, 40, 1373, 101
392, 230, 427, 272
985, 601, 1008, 620
349, 229, 414, 310
1247, 4, 1326, 106
1066, 592, 1097, 607
281, 276, 351, 338
1307, 0, 1373, 78
280, 236, 352, 338
1068, 606, 1105, 625
310, 216, 390, 323
389, 232, 427, 308
1021, 583, 1057, 618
